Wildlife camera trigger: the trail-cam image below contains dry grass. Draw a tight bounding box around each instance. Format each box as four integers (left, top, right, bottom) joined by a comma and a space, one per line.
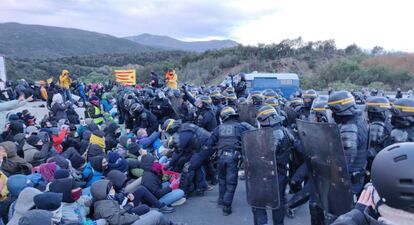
361, 54, 414, 73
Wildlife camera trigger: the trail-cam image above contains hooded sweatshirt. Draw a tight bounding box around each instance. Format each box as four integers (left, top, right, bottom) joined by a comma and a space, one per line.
0, 142, 32, 176
7, 187, 42, 225
91, 180, 140, 225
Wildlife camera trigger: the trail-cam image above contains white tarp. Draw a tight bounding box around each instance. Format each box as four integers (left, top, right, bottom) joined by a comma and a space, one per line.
0, 56, 6, 81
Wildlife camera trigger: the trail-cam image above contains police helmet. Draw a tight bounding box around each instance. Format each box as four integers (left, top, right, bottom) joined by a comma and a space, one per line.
264, 97, 279, 107
390, 98, 414, 127
220, 106, 238, 121
195, 96, 212, 109
262, 89, 277, 99
250, 91, 264, 105
162, 119, 182, 135
129, 103, 144, 115
328, 91, 356, 116
302, 89, 318, 108
256, 105, 283, 126
371, 142, 414, 213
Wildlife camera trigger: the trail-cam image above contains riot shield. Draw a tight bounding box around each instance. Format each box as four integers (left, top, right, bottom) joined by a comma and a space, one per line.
242, 127, 280, 209
296, 120, 353, 216
168, 96, 183, 119
238, 104, 257, 126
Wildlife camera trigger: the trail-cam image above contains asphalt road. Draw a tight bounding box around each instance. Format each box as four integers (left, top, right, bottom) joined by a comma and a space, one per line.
16, 102, 310, 225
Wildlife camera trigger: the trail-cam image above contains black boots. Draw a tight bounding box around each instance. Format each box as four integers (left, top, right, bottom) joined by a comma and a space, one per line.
223, 205, 232, 216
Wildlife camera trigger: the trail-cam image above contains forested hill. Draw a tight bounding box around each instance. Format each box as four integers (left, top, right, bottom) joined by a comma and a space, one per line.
125, 33, 239, 52
5, 37, 414, 91
0, 23, 154, 58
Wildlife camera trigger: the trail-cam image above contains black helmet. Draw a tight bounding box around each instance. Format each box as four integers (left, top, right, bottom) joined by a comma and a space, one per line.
328, 91, 356, 116
220, 106, 238, 121
264, 97, 279, 107
225, 86, 235, 94
289, 97, 303, 108
302, 89, 318, 108
250, 91, 264, 105
371, 142, 414, 213
195, 96, 212, 109
390, 98, 414, 127
224, 92, 237, 106
238, 97, 247, 105
366, 97, 390, 122
366, 97, 390, 113
391, 98, 414, 117
129, 103, 144, 115
256, 105, 283, 127
311, 98, 329, 122
262, 89, 277, 99
162, 119, 182, 135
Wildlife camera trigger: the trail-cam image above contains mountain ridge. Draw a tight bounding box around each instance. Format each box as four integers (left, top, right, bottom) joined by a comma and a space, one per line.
124, 33, 239, 52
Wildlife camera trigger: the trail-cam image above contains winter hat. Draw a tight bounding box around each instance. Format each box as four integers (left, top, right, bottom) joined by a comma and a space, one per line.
8, 114, 19, 121
106, 170, 127, 191
89, 156, 104, 173
39, 163, 58, 183
91, 180, 110, 201
7, 175, 32, 197
53, 169, 70, 179
106, 151, 128, 173
119, 135, 129, 148
69, 153, 86, 170
82, 130, 92, 141
34, 192, 63, 211
127, 142, 140, 156
26, 135, 41, 147
18, 209, 53, 225
49, 178, 78, 203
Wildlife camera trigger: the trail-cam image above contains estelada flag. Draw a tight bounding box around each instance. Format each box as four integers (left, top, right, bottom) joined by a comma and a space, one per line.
114, 70, 136, 85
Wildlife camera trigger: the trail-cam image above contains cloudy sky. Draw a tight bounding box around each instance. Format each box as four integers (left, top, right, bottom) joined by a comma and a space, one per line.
1, 0, 413, 51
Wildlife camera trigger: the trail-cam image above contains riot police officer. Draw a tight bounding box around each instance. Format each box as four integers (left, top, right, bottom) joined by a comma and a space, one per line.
328, 90, 368, 194
264, 97, 288, 126
183, 87, 217, 132
249, 91, 265, 109
251, 106, 294, 225
365, 97, 392, 171
309, 97, 330, 123
224, 92, 238, 111
129, 102, 158, 135
211, 91, 224, 123
165, 121, 211, 196
207, 107, 253, 215
296, 89, 318, 121
389, 98, 414, 143
149, 89, 174, 124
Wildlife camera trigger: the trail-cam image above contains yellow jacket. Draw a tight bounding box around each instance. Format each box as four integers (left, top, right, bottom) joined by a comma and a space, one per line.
0, 171, 8, 201
59, 69, 72, 90
165, 70, 178, 89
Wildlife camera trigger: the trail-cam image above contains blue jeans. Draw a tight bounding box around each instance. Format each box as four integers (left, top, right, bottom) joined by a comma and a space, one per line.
159, 189, 185, 206
62, 89, 73, 106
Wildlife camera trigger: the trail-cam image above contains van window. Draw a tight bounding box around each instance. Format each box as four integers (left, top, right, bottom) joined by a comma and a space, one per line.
254, 78, 277, 88
246, 80, 252, 88
280, 79, 293, 85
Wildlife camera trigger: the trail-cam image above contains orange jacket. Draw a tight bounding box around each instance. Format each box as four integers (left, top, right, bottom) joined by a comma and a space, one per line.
40, 86, 48, 101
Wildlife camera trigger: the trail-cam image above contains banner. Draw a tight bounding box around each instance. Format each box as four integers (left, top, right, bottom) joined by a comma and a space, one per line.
114, 69, 136, 85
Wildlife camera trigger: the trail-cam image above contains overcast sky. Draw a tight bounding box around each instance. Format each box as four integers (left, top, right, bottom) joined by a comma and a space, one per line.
1, 0, 413, 51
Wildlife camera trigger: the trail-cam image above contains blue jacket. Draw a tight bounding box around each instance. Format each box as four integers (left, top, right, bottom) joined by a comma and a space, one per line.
101, 99, 113, 113
82, 162, 104, 187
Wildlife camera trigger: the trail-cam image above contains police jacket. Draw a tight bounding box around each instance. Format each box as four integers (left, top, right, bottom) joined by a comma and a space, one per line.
196, 108, 217, 132
132, 109, 158, 135
337, 115, 368, 173
208, 119, 253, 156
172, 123, 211, 153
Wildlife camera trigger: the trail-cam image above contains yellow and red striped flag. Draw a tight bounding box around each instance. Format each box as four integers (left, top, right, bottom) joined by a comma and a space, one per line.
114, 69, 136, 85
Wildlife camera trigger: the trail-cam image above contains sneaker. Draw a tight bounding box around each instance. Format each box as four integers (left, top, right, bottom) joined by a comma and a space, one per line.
171, 197, 186, 207
286, 208, 295, 218
159, 205, 175, 214
206, 185, 214, 191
